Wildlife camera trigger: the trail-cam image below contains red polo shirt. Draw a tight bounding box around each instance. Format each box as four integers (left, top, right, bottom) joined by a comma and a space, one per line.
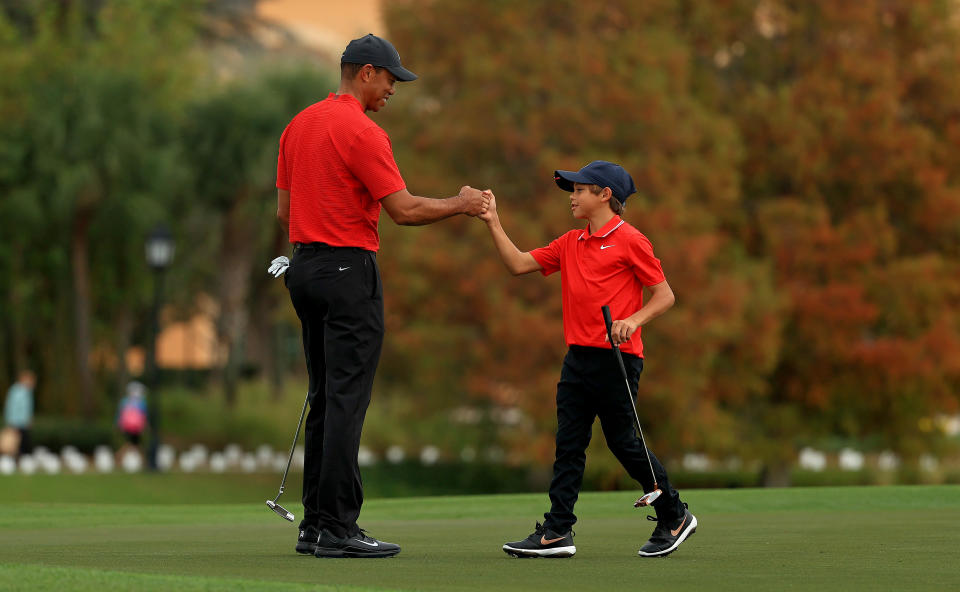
529, 216, 665, 357
276, 93, 406, 251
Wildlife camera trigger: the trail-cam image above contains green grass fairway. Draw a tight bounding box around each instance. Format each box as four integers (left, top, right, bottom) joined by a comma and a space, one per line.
0, 479, 957, 591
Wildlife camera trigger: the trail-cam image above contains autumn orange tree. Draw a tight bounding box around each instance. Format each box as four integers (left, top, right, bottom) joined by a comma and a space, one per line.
379, 0, 782, 466
372, 0, 960, 481
682, 0, 960, 480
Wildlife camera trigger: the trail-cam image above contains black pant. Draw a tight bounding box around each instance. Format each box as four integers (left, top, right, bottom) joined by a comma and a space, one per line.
286, 244, 384, 538
544, 346, 684, 533
17, 428, 31, 457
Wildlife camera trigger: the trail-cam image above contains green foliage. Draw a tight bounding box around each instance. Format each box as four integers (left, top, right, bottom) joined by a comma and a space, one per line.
159, 382, 289, 449
0, 0, 199, 414
30, 417, 115, 453
178, 64, 336, 405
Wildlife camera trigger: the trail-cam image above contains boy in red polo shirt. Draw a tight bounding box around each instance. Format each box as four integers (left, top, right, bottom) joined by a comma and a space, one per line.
479, 161, 696, 558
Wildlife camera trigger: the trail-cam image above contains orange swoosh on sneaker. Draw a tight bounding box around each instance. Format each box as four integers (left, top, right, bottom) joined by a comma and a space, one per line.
540, 535, 565, 545
670, 515, 688, 537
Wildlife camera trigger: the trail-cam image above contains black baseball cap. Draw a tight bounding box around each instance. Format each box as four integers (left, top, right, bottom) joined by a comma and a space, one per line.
341, 33, 417, 82
554, 161, 637, 203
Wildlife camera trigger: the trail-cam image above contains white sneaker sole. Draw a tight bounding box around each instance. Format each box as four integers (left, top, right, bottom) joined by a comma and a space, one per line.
638, 514, 698, 557
502, 544, 576, 558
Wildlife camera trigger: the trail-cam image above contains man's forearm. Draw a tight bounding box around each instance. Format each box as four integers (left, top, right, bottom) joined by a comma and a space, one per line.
393, 194, 466, 226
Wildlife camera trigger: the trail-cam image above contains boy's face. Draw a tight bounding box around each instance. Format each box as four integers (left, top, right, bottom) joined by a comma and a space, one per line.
570, 183, 611, 219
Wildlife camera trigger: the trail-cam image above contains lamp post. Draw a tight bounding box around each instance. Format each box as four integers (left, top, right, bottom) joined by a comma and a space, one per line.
144, 224, 174, 471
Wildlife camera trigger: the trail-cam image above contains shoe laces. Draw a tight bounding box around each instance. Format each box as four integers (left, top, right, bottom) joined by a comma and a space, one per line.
647, 501, 690, 532
533, 522, 573, 538
350, 527, 374, 542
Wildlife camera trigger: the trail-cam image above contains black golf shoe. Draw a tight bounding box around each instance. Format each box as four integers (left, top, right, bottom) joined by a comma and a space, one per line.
314, 528, 400, 558
502, 522, 576, 558
296, 526, 320, 554
638, 503, 697, 557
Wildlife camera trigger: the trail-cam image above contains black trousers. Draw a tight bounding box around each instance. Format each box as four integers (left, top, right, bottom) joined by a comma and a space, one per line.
544, 346, 684, 533
17, 428, 31, 457
285, 244, 384, 538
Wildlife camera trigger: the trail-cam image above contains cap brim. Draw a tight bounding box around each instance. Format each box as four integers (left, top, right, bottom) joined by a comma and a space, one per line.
554, 170, 594, 192
386, 65, 417, 82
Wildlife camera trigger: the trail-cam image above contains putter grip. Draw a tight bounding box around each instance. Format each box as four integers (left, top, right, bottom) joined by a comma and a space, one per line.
601, 305, 615, 344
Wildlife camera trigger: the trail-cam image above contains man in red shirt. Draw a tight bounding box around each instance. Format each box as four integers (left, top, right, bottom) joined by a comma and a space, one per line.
479, 161, 696, 558
274, 34, 488, 559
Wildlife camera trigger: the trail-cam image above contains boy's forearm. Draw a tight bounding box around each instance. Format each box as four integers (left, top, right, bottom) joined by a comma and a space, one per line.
627, 284, 675, 328
485, 217, 531, 275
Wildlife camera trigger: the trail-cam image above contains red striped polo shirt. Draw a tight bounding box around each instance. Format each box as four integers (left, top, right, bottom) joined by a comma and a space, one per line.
276, 93, 406, 251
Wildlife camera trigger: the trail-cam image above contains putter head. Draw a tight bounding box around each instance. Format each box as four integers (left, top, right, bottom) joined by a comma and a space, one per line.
633, 488, 662, 508
266, 500, 295, 522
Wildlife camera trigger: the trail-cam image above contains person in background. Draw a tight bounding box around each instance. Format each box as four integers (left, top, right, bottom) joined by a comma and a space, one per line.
3, 370, 35, 457
116, 381, 148, 456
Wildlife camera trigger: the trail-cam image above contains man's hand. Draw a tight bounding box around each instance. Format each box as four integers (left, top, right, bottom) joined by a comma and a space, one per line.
458, 185, 490, 216
608, 318, 640, 346
478, 190, 498, 223
267, 256, 289, 278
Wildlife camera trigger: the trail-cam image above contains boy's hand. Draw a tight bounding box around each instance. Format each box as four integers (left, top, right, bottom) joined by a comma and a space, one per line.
478, 190, 498, 223
608, 318, 640, 346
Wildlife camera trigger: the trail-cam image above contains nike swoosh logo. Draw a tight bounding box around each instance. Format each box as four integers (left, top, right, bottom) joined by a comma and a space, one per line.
600, 244, 615, 250
671, 515, 688, 537
540, 535, 565, 545
356, 539, 379, 547
338, 266, 351, 271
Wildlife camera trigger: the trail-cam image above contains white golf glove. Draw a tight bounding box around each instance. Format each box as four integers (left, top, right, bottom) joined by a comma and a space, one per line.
267, 256, 289, 278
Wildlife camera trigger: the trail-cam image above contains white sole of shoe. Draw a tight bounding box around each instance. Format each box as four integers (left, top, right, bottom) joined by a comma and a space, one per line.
637, 514, 698, 557
502, 544, 576, 558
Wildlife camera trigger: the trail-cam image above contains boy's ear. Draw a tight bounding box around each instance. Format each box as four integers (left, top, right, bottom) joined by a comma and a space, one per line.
601, 187, 613, 202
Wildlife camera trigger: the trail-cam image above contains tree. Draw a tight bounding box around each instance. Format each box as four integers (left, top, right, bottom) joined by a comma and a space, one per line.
687, 0, 960, 480
181, 65, 335, 405
0, 0, 197, 415
380, 0, 781, 466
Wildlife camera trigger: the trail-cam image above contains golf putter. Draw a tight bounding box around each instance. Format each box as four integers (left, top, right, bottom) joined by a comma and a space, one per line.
601, 305, 662, 508
266, 390, 310, 522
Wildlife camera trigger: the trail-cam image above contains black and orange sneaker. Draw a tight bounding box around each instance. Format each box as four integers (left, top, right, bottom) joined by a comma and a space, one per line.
502, 522, 576, 558
638, 503, 697, 557
295, 525, 320, 554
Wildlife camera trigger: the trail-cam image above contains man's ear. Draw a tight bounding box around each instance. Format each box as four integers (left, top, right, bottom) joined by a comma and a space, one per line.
361, 64, 376, 82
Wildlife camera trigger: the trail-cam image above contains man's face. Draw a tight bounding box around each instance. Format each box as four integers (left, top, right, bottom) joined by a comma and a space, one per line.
570, 183, 609, 219
363, 67, 397, 112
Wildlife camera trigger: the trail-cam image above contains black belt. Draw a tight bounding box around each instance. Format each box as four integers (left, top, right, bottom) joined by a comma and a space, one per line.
294, 242, 370, 253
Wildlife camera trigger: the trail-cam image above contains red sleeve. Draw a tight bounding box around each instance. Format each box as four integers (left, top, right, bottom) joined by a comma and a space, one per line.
629, 233, 666, 286
276, 124, 290, 191
529, 233, 567, 277
348, 126, 406, 200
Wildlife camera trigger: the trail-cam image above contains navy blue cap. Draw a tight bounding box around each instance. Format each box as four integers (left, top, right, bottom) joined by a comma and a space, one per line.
554, 161, 637, 203
341, 33, 417, 82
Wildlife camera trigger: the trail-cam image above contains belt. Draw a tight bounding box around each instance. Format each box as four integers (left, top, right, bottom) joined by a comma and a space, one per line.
294, 242, 370, 253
